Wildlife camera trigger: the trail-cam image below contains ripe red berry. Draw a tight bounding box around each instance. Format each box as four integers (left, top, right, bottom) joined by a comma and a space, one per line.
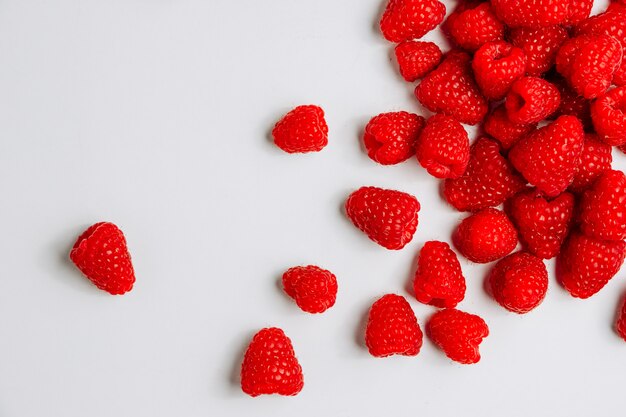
579, 170, 626, 242
549, 75, 592, 129
509, 26, 569, 76
363, 111, 425, 165
70, 222, 135, 295
483, 104, 536, 150
505, 76, 561, 124
446, 2, 505, 52
413, 241, 466, 308
416, 114, 470, 179
472, 41, 526, 101
491, 0, 570, 29
566, 0, 593, 25
453, 208, 518, 263
282, 266, 338, 314
395, 41, 443, 82
569, 134, 612, 193
591, 86, 626, 146
616, 294, 626, 342
272, 105, 328, 153
379, 0, 446, 43
427, 308, 489, 364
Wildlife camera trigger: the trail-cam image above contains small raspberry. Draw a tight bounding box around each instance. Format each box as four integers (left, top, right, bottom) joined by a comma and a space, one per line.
569, 134, 612, 193
413, 241, 466, 308
395, 41, 443, 82
427, 309, 489, 365
282, 266, 338, 314
446, 2, 505, 52
416, 114, 470, 179
509, 26, 569, 76
491, 0, 570, 28
363, 111, 425, 165
591, 86, 626, 146
483, 104, 537, 150
272, 105, 328, 153
472, 41, 527, 101
616, 294, 626, 342
505, 76, 561, 124
579, 170, 626, 242
379, 0, 446, 42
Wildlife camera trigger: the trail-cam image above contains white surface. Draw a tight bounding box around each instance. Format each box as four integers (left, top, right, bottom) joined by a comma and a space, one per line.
0, 1, 624, 416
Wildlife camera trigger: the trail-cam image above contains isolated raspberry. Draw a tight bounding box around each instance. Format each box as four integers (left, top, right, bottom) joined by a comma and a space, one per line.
617, 295, 626, 342
282, 266, 338, 314
591, 86, 626, 146
488, 252, 548, 314
491, 0, 570, 28
472, 41, 527, 101
345, 186, 420, 250
579, 170, 626, 242
70, 222, 135, 295
549, 76, 592, 129
379, 0, 446, 42
240, 328, 304, 397
365, 294, 423, 357
509, 26, 569, 76
413, 241, 466, 308
427, 309, 489, 364
566, 0, 594, 25
364, 111, 425, 165
453, 208, 518, 263
415, 51, 488, 125
416, 114, 470, 179
395, 41, 443, 82
446, 2, 505, 52
505, 76, 561, 124
483, 105, 537, 149
272, 105, 328, 153
569, 134, 612, 193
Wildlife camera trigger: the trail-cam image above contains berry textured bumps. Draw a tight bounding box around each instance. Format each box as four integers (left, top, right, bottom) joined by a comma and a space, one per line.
427, 309, 489, 364
379, 0, 446, 42
413, 241, 466, 308
364, 111, 425, 165
272, 105, 328, 153
505, 77, 561, 124
591, 86, 626, 146
395, 41, 442, 82
416, 114, 470, 179
446, 2, 505, 52
472, 41, 526, 101
491, 0, 570, 28
282, 266, 338, 314
579, 170, 626, 242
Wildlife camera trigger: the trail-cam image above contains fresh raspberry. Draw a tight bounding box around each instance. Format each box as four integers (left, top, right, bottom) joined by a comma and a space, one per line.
483, 105, 537, 150
509, 115, 584, 197
566, 0, 593, 25
345, 186, 420, 250
240, 328, 304, 397
549, 75, 592, 129
487, 252, 548, 314
416, 114, 470, 179
579, 170, 626, 242
591, 86, 626, 146
569, 134, 612, 193
395, 41, 443, 82
509, 26, 569, 76
70, 222, 135, 295
446, 2, 505, 52
491, 0, 570, 29
616, 294, 626, 342
282, 266, 338, 314
272, 105, 328, 153
443, 137, 526, 212
415, 51, 488, 125
426, 309, 489, 365
365, 294, 423, 357
363, 111, 425, 165
505, 76, 561, 124
472, 41, 527, 101
506, 189, 575, 259
379, 0, 446, 43
413, 241, 466, 308
557, 231, 626, 299
453, 208, 518, 263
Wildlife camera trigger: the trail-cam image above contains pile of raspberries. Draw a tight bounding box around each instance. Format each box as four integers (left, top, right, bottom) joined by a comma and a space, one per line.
66, 0, 626, 399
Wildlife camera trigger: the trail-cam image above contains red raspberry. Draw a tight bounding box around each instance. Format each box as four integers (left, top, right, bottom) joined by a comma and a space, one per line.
415, 51, 488, 125
446, 2, 505, 52
509, 115, 584, 197
379, 0, 446, 42
506, 189, 575, 259
505, 76, 561, 124
413, 241, 466, 308
282, 266, 338, 314
416, 114, 470, 179
491, 0, 570, 29
395, 41, 443, 82
488, 252, 548, 314
557, 231, 626, 299
453, 208, 518, 263
579, 170, 626, 241
483, 104, 537, 150
443, 137, 526, 212
364, 111, 425, 165
591, 86, 626, 146
240, 328, 304, 397
365, 294, 423, 357
608, 0, 626, 14
272, 105, 328, 153
566, 0, 593, 25
549, 76, 592, 129
70, 222, 135, 295
472, 41, 527, 101
345, 186, 420, 250
616, 294, 626, 342
427, 309, 489, 365
569, 134, 612, 193
509, 26, 569, 76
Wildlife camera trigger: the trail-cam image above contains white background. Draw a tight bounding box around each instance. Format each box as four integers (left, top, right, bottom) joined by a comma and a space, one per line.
0, 1, 624, 416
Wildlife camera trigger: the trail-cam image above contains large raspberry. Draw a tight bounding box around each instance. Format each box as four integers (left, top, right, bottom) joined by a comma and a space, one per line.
472, 41, 527, 101
380, 0, 446, 42
416, 114, 470, 179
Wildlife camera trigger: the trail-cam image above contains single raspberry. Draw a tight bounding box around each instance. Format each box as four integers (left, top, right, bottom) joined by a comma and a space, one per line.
395, 41, 443, 82
509, 26, 569, 76
413, 241, 466, 308
483, 105, 537, 150
240, 328, 304, 397
365, 294, 423, 357
443, 137, 526, 212
591, 86, 626, 146
427, 308, 489, 365
616, 294, 626, 342
569, 134, 612, 193
505, 76, 561, 124
549, 75, 592, 129
453, 208, 518, 263
491, 0, 570, 28
70, 222, 135, 295
509, 115, 584, 197
272, 105, 328, 153
345, 186, 420, 250
416, 114, 470, 179
379, 0, 446, 42
557, 231, 626, 299
363, 111, 425, 165
446, 2, 505, 52
415, 51, 488, 125
282, 266, 338, 314
472, 41, 526, 101
488, 252, 548, 314
579, 170, 626, 242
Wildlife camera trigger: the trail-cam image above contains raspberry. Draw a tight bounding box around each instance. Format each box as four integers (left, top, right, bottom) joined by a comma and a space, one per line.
240, 328, 304, 397
549, 75, 592, 129
363, 111, 425, 165
413, 241, 466, 308
557, 231, 626, 299
569, 134, 612, 193
443, 137, 526, 212
427, 309, 489, 365
491, 0, 570, 29
70, 222, 135, 295
505, 76, 561, 124
566, 0, 593, 25
509, 115, 584, 197
365, 294, 423, 357
282, 266, 338, 314
415, 51, 488, 125
416, 114, 470, 179
446, 2, 505, 52
579, 170, 626, 242
509, 26, 569, 76
506, 189, 574, 259
395, 41, 443, 82
379, 0, 446, 42
472, 41, 527, 101
272, 105, 328, 153
617, 294, 626, 342
345, 186, 420, 250
453, 208, 518, 263
487, 252, 548, 314
591, 86, 626, 146
483, 105, 537, 149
